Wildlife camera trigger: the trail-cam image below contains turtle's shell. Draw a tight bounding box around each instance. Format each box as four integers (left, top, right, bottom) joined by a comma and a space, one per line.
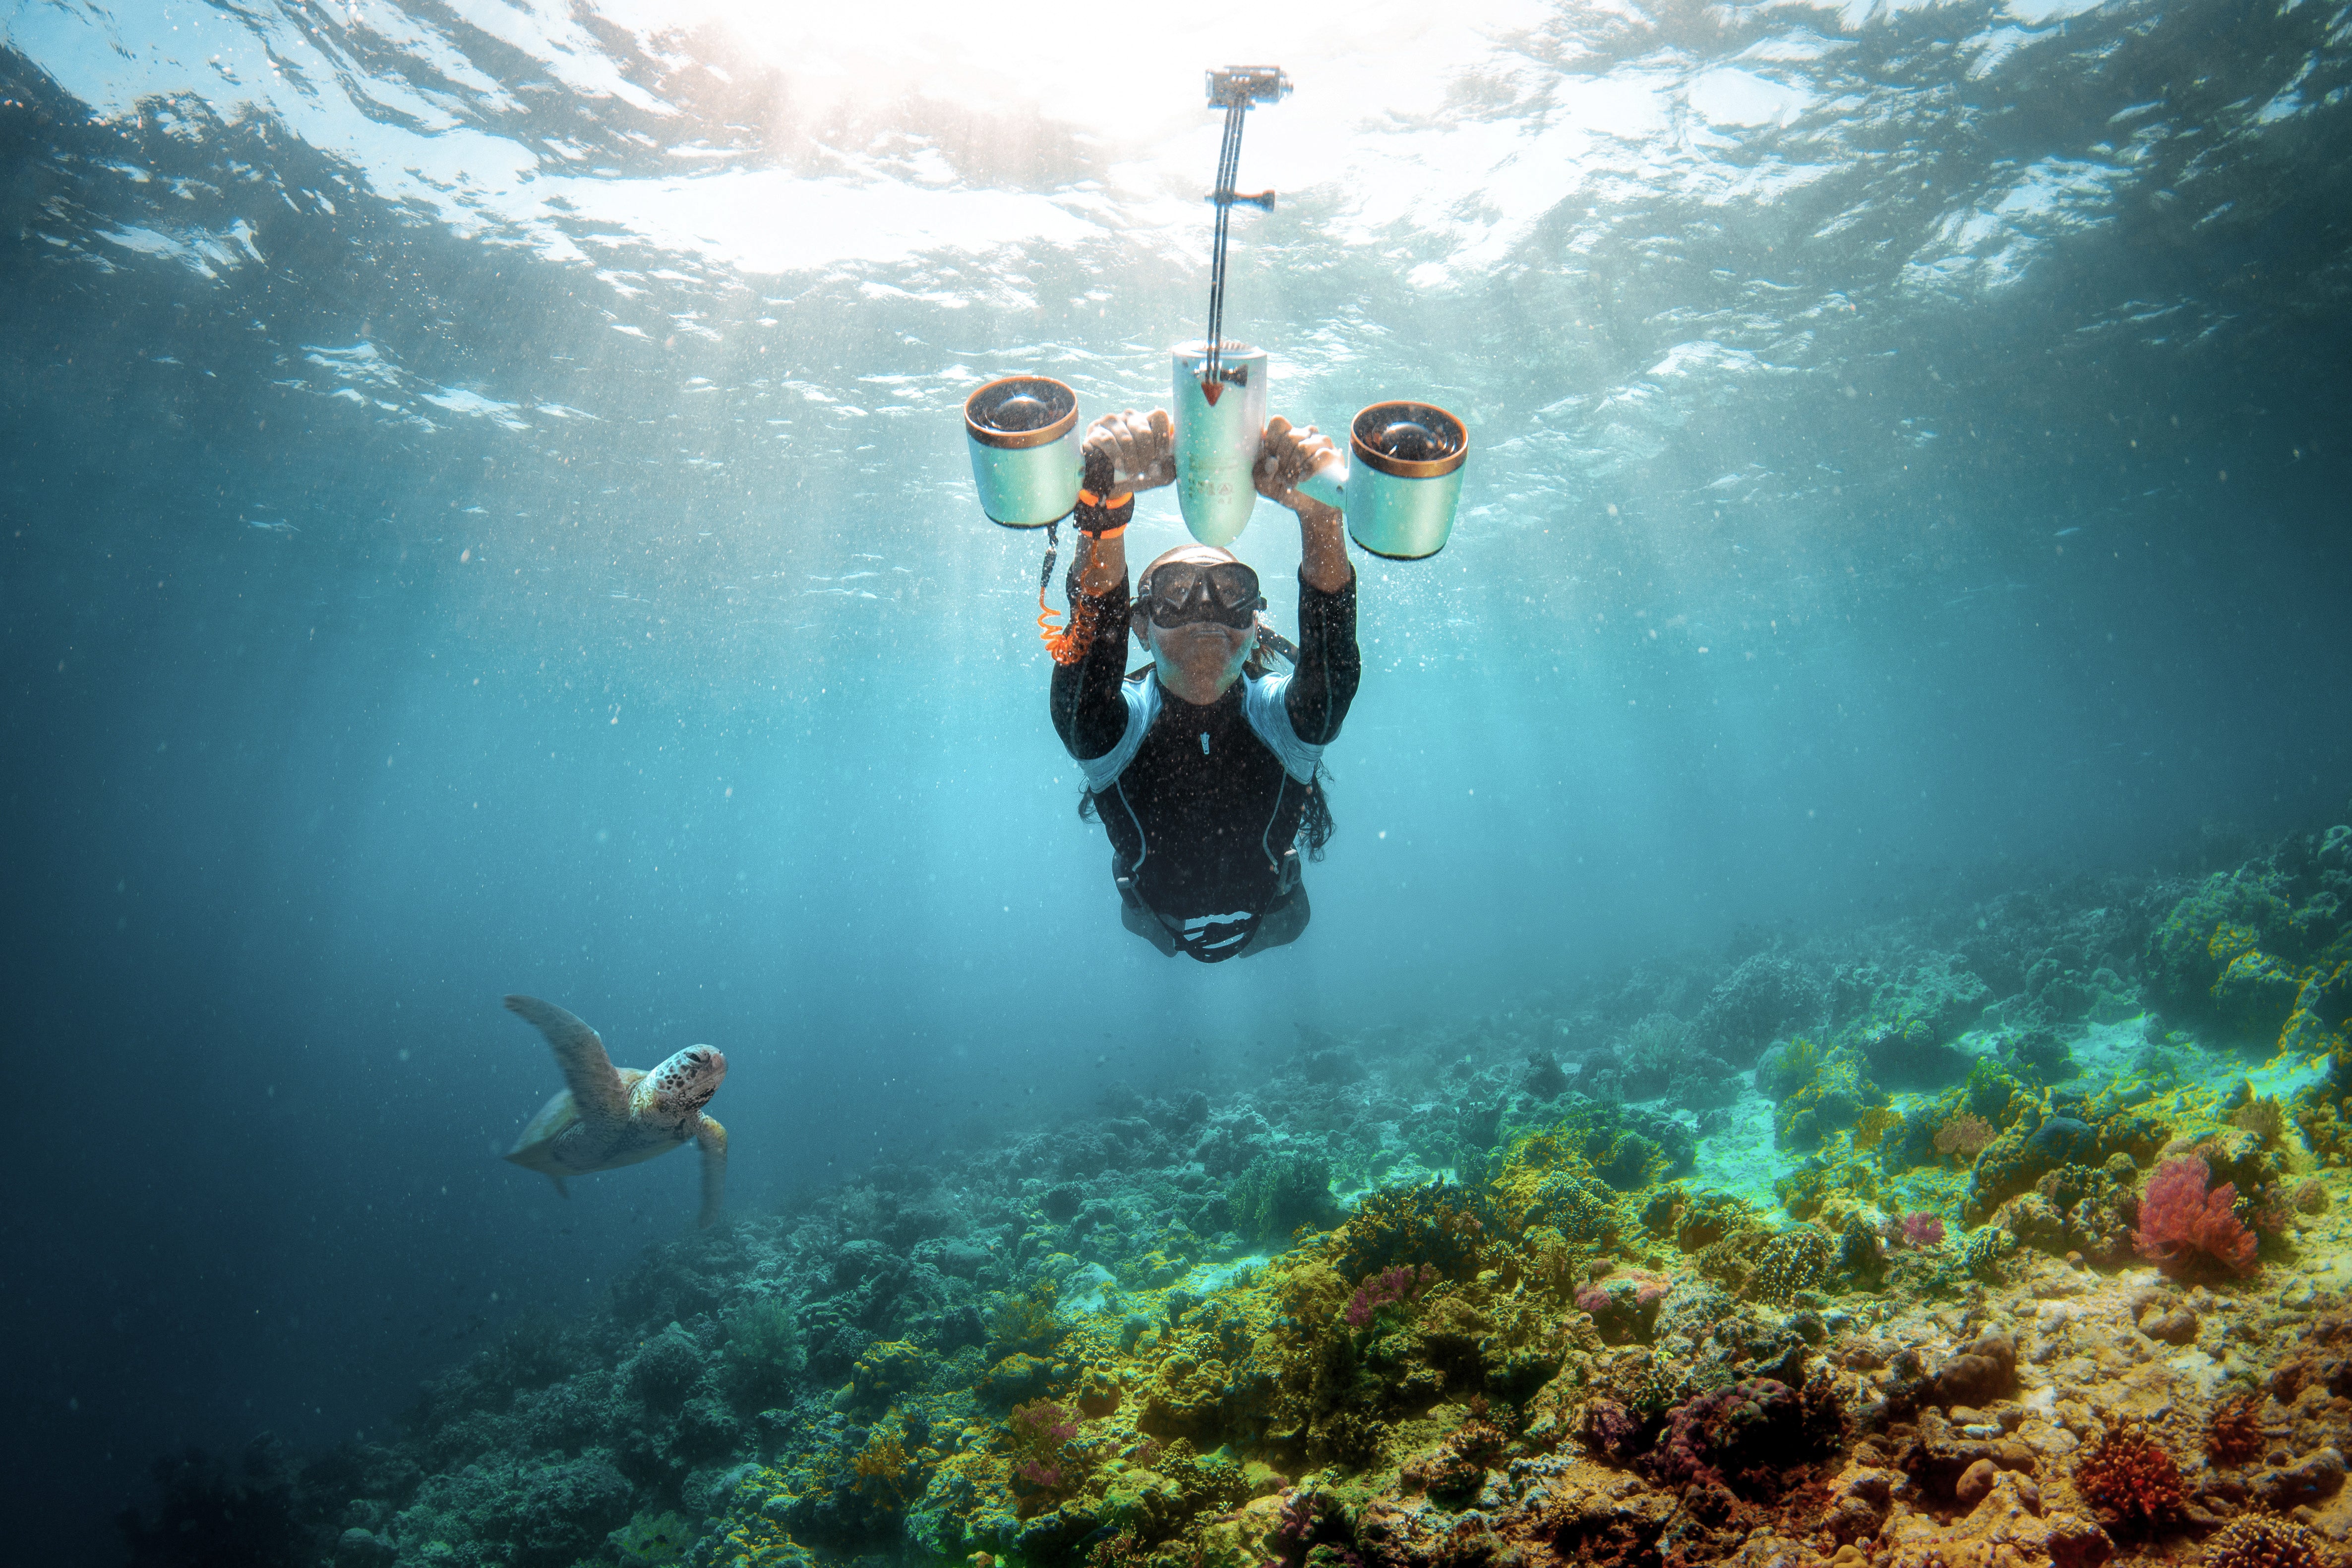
505, 1067, 650, 1175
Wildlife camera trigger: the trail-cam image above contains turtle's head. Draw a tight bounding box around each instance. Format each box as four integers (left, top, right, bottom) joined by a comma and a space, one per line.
649, 1044, 726, 1121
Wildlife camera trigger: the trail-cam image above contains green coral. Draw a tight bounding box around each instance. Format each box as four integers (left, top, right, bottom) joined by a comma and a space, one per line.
721, 1297, 806, 1406
1774, 1156, 1880, 1221
2147, 827, 2352, 1058
1757, 1038, 1822, 1102
1771, 1045, 1886, 1152
613, 1508, 694, 1566
987, 1278, 1066, 1356
1962, 1224, 2016, 1280
1225, 1152, 1339, 1245
696, 1468, 821, 1568
1332, 1179, 1496, 1279
1747, 1226, 1835, 1304
852, 1340, 935, 1406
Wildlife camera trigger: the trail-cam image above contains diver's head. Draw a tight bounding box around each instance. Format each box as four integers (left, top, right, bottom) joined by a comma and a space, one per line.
1136, 546, 1263, 703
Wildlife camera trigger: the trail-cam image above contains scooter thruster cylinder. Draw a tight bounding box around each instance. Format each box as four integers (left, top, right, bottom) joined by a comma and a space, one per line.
1296, 401, 1469, 560
965, 375, 1083, 528
1170, 341, 1268, 547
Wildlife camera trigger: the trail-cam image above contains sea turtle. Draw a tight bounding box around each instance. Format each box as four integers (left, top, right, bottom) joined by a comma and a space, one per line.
501, 994, 729, 1228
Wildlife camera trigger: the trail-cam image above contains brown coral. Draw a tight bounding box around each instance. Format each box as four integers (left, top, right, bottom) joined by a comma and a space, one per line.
1936, 1113, 1998, 1162
2205, 1393, 2267, 1466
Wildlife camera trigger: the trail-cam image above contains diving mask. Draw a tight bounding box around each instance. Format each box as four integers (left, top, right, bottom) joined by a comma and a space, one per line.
1137, 560, 1264, 630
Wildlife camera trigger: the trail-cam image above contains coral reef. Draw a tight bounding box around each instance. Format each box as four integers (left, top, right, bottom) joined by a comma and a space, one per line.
148, 811, 2352, 1568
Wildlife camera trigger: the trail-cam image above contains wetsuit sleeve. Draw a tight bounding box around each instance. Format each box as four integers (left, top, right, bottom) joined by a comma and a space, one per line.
1050, 580, 1134, 761
1284, 571, 1360, 745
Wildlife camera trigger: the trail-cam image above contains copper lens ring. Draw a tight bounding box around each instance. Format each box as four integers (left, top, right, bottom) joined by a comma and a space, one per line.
1349, 401, 1468, 480
965, 376, 1078, 450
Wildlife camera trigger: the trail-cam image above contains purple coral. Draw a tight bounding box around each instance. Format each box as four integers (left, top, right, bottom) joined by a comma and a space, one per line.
1635, 1377, 1835, 1500
1266, 1489, 1360, 1568
1007, 1398, 1084, 1500
1010, 1400, 1081, 1444
1343, 1264, 1437, 1329
1577, 1396, 1643, 1459
1574, 1271, 1669, 1344
1900, 1212, 1946, 1249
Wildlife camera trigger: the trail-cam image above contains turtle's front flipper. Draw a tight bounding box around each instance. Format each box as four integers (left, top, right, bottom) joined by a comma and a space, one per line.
504, 995, 629, 1133
695, 1117, 727, 1229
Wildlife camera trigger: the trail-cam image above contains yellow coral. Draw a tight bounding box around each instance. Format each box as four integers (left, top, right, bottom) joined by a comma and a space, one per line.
1850, 1106, 1901, 1153
1489, 1123, 1599, 1231
850, 1420, 917, 1503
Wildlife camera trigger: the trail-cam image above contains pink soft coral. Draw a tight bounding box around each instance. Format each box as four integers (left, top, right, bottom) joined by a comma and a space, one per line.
1899, 1212, 1946, 1249
2132, 1155, 2258, 1276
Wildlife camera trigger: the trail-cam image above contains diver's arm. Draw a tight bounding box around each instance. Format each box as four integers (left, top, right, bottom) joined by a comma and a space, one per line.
1050, 411, 1170, 758
1297, 496, 1350, 593
1254, 416, 1360, 742
1257, 416, 1354, 594
1285, 570, 1360, 745
1049, 554, 1135, 760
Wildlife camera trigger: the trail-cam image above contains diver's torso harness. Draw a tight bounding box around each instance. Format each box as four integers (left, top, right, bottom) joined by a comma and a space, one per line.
1081, 663, 1323, 962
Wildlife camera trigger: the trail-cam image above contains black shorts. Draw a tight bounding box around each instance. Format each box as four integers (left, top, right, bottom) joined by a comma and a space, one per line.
1120, 884, 1311, 961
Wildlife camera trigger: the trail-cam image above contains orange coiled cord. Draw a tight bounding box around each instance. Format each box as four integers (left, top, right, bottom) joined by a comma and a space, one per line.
1039, 582, 1100, 665
1035, 518, 1123, 665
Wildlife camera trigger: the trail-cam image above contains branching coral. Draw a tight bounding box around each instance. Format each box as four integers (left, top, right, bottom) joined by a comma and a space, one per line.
1228, 1152, 1339, 1245
2203, 1514, 2333, 1568
2072, 1419, 2184, 1529
987, 1278, 1065, 1354
1616, 1011, 1692, 1097
1635, 1377, 1835, 1501
1773, 1047, 1886, 1151
2203, 1393, 2266, 1466
1334, 1181, 1493, 1281
1005, 1398, 1087, 1507
1343, 1264, 1437, 1330
1747, 1226, 1834, 1304
1897, 1211, 1946, 1248
2133, 1155, 2259, 1277
849, 1421, 916, 1505
1576, 1396, 1646, 1460
721, 1297, 807, 1404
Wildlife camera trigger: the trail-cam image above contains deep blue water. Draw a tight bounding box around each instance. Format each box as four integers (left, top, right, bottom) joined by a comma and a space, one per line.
3, 0, 2350, 1559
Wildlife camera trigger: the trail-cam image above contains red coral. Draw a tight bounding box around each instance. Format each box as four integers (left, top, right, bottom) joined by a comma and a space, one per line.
2131, 1155, 2258, 1277
2072, 1420, 2183, 1529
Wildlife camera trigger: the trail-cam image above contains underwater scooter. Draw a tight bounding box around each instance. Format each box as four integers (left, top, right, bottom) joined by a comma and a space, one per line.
963, 65, 1471, 563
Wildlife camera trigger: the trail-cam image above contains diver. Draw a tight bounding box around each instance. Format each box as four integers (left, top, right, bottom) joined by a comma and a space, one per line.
1050, 407, 1361, 962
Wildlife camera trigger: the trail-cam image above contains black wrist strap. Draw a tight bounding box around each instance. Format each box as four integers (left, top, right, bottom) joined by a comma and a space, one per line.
1074, 489, 1133, 534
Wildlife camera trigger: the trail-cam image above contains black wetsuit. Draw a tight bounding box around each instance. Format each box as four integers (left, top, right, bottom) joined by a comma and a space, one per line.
1052, 572, 1361, 961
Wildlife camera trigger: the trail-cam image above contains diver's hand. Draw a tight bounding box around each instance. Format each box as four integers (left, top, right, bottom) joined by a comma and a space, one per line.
1254, 416, 1341, 517
1082, 408, 1177, 492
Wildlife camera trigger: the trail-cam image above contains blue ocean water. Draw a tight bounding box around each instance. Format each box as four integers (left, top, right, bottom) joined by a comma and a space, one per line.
2, 0, 2349, 1562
